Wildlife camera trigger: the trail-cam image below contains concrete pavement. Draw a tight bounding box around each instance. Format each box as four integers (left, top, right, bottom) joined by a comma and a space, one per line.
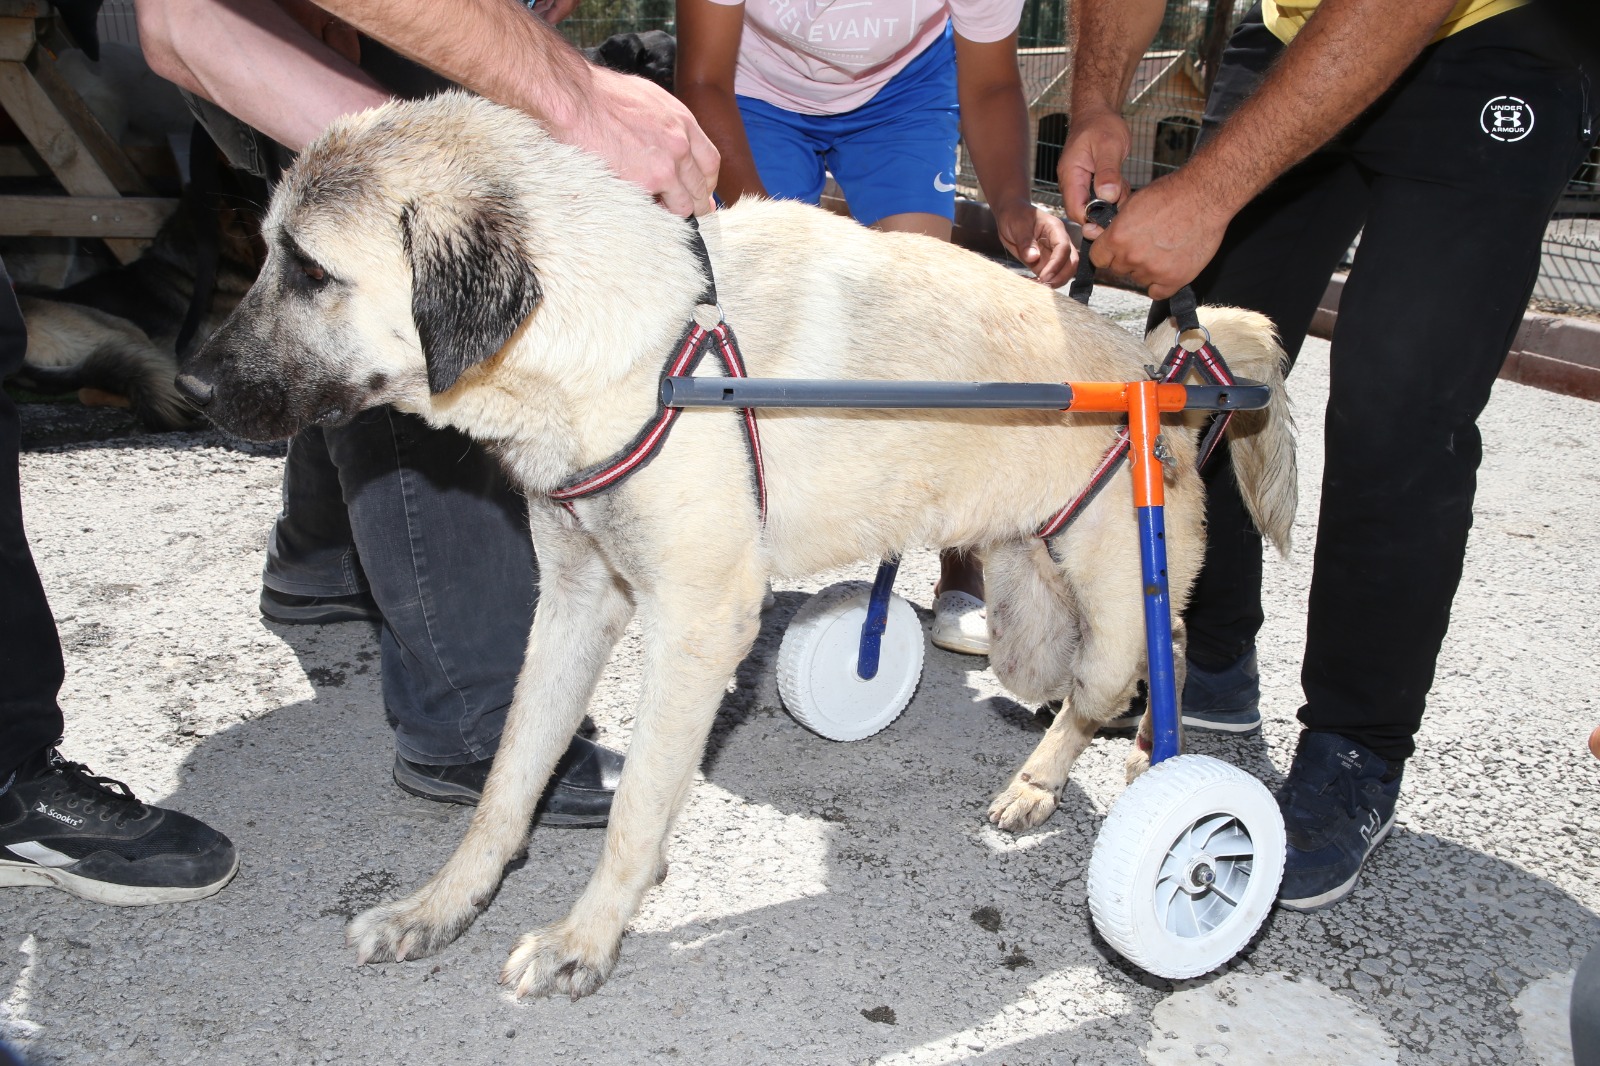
3, 287, 1597, 1065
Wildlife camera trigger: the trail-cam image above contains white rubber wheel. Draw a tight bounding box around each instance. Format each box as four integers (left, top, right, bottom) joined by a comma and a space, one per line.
1086, 754, 1285, 980
777, 581, 924, 741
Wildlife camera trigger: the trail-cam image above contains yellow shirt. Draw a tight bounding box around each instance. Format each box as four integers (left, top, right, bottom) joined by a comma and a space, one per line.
1262, 0, 1525, 44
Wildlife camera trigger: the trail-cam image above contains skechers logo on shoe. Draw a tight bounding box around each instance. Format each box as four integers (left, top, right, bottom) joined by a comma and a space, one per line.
34, 801, 84, 829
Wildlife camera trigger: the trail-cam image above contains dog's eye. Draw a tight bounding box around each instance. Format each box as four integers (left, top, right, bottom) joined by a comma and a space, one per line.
287, 254, 331, 292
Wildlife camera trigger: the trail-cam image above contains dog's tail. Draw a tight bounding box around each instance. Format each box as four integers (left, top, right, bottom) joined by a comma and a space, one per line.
1145, 306, 1297, 556
12, 297, 200, 432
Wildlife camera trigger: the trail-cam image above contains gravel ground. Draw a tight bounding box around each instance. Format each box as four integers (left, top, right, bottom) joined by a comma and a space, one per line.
3, 287, 1598, 1065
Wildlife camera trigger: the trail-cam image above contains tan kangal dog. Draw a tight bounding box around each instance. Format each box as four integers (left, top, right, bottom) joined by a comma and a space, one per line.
179, 93, 1295, 999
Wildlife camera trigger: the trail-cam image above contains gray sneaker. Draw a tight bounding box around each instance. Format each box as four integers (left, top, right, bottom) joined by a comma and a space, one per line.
1095, 648, 1262, 736
1180, 648, 1262, 734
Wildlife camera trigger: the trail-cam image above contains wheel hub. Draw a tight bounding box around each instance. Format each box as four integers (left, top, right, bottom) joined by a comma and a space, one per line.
1182, 857, 1217, 895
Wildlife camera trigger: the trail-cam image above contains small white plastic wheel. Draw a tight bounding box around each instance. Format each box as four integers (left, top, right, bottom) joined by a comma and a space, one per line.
777, 581, 924, 741
1086, 754, 1285, 980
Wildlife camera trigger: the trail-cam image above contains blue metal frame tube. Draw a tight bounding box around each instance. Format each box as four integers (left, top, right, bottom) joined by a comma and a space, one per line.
1139, 505, 1181, 764
856, 558, 900, 680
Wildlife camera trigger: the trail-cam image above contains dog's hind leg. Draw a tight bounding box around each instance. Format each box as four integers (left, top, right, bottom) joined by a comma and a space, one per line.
500, 541, 767, 1001
347, 508, 633, 965
985, 538, 1079, 704
989, 516, 1145, 832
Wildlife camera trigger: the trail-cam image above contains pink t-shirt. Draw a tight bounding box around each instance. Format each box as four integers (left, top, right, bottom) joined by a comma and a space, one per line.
706, 0, 1024, 115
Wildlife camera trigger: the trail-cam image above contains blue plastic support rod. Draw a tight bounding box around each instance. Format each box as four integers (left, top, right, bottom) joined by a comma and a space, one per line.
660, 376, 1271, 413
1138, 504, 1181, 764
857, 557, 900, 680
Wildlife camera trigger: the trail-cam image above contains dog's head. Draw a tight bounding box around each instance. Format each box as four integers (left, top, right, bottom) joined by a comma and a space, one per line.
178, 94, 553, 442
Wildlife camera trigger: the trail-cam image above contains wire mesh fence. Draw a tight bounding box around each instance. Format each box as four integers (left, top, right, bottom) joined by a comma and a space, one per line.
102, 0, 1600, 314
966, 0, 1600, 313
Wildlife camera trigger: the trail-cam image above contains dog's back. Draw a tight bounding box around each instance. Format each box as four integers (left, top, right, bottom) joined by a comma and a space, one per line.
698, 199, 1241, 576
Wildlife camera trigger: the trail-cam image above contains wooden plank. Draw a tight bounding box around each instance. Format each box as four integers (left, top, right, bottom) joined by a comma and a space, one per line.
103, 235, 149, 261
0, 194, 177, 237
0, 56, 149, 261
0, 60, 117, 196
0, 2, 49, 20
29, 48, 153, 195
0, 16, 35, 61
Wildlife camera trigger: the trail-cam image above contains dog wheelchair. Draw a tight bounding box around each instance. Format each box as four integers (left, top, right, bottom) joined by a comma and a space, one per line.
663, 209, 1287, 981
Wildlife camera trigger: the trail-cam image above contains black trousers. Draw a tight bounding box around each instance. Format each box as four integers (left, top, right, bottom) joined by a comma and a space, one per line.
1151, 4, 1598, 763
0, 257, 65, 781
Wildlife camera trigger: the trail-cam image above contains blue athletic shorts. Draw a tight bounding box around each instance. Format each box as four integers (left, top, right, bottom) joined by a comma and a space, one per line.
735, 24, 960, 226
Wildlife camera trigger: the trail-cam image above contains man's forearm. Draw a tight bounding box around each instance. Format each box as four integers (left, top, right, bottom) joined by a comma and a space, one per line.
1174, 0, 1457, 218
319, 0, 593, 135
1068, 0, 1166, 119
136, 0, 386, 151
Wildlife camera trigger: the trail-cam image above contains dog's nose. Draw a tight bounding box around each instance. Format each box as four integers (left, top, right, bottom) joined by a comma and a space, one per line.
176, 373, 214, 407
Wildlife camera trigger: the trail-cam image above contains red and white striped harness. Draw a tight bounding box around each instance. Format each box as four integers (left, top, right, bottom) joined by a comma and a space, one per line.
548, 212, 1239, 549
1039, 238, 1240, 552
547, 220, 767, 522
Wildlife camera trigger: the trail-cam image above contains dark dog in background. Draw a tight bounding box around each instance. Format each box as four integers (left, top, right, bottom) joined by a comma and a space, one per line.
7, 185, 262, 431
585, 30, 675, 92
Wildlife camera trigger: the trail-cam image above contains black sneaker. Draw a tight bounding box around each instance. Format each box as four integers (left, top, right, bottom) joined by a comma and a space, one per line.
259, 587, 382, 626
0, 749, 238, 905
1096, 650, 1263, 737
393, 735, 623, 828
1275, 731, 1402, 912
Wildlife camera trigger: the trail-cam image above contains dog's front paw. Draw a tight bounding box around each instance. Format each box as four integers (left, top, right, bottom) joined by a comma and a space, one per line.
500, 921, 620, 1001
347, 892, 480, 964
988, 774, 1059, 832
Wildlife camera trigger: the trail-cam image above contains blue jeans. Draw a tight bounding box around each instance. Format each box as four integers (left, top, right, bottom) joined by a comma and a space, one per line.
264, 411, 536, 766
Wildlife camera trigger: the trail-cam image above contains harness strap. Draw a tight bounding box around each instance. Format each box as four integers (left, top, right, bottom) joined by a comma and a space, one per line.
1035, 338, 1238, 551
1044, 198, 1241, 548
548, 219, 767, 521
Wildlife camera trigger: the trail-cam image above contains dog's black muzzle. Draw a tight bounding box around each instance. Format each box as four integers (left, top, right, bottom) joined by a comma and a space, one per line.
180, 313, 363, 442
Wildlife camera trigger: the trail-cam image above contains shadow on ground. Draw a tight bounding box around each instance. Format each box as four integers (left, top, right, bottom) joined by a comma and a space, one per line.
3, 591, 1594, 1066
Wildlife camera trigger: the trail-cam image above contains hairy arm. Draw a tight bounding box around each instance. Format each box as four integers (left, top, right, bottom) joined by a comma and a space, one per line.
137, 0, 719, 215
136, 0, 387, 151
674, 0, 767, 204
1056, 0, 1166, 227
954, 30, 1072, 286
1089, 0, 1460, 297
324, 0, 718, 214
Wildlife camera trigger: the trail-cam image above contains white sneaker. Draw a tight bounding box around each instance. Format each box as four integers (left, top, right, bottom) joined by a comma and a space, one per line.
930, 590, 989, 655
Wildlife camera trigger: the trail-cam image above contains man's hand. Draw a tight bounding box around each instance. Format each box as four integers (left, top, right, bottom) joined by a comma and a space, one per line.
548, 66, 721, 217
1057, 107, 1132, 237
1088, 171, 1232, 300
993, 201, 1075, 288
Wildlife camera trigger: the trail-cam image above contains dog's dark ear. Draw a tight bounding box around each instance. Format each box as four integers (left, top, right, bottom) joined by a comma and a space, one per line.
402, 197, 541, 394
